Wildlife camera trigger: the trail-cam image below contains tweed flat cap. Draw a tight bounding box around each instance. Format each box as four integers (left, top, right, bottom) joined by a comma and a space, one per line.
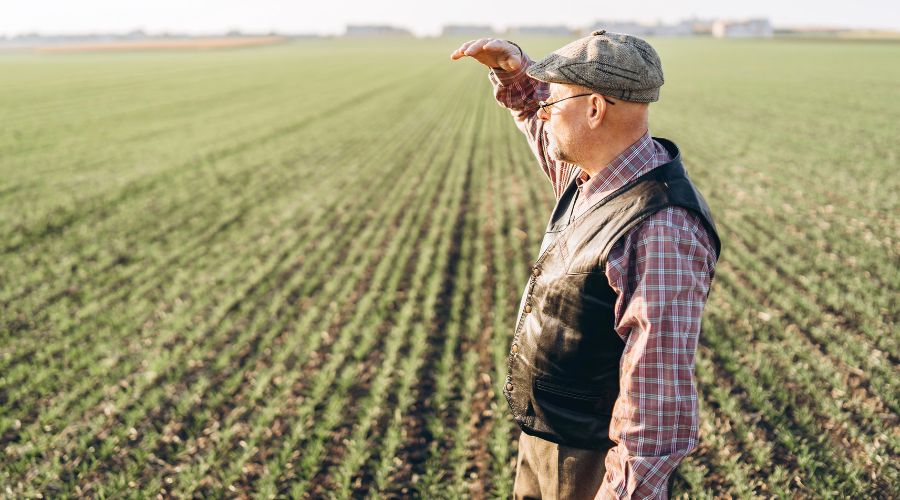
526, 29, 664, 102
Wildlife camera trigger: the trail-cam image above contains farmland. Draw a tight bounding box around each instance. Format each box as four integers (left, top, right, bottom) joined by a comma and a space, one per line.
0, 37, 898, 498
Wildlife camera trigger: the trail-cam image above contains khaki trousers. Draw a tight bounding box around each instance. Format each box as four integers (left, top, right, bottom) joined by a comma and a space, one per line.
512, 432, 614, 500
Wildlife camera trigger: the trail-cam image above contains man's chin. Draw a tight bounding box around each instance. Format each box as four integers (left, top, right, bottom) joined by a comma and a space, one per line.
548, 141, 567, 163
549, 147, 572, 164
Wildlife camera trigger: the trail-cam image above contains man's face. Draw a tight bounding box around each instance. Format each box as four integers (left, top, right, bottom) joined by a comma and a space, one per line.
539, 83, 587, 164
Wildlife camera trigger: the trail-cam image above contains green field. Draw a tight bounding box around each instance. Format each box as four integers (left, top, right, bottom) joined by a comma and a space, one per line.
1, 37, 898, 498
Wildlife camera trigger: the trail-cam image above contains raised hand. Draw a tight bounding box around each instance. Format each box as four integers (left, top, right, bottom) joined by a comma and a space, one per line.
450, 38, 524, 72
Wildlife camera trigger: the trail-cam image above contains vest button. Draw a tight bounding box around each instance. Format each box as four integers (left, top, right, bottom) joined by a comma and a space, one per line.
511, 344, 519, 353
532, 266, 541, 277
506, 383, 513, 392
524, 304, 532, 313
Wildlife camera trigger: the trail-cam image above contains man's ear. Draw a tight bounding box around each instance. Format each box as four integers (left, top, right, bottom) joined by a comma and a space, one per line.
586, 94, 607, 129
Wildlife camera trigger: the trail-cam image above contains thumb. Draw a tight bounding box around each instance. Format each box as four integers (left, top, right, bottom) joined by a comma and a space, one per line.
483, 39, 524, 72
504, 54, 523, 72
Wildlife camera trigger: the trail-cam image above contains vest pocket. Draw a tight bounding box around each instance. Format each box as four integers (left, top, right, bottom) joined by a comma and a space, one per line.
533, 378, 614, 416
530, 377, 616, 446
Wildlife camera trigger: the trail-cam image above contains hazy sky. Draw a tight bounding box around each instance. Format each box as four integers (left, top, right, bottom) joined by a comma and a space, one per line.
4, 0, 898, 37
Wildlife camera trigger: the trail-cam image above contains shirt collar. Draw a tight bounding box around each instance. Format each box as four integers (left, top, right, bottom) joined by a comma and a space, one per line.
574, 131, 664, 199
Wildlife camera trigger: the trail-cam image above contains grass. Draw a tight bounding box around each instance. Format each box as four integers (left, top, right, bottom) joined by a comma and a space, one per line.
1, 36, 898, 498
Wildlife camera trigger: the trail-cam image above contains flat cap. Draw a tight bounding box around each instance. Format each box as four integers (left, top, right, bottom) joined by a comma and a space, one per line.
526, 29, 664, 102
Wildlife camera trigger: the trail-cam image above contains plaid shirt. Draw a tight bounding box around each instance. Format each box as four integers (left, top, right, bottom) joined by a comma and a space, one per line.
490, 56, 718, 499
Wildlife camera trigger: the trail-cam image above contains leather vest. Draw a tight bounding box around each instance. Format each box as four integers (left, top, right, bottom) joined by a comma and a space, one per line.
504, 138, 721, 449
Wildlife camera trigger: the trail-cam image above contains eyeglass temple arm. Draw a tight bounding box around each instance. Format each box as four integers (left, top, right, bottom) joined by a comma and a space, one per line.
539, 97, 616, 109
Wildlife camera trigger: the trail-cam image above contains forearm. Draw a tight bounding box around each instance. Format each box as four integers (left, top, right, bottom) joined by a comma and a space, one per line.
600, 345, 700, 499
488, 53, 547, 124
603, 316, 701, 498
602, 209, 717, 498
488, 53, 577, 198
600, 447, 691, 499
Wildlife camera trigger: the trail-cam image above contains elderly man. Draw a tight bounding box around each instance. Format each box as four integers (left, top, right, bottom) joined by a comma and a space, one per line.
451, 31, 721, 499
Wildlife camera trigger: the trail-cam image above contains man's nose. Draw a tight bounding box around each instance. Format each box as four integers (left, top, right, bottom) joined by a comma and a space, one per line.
536, 106, 550, 121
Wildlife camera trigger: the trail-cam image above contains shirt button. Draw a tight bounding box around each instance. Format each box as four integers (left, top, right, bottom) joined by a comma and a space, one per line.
532, 266, 541, 277
511, 344, 519, 353
506, 383, 513, 392
524, 304, 532, 313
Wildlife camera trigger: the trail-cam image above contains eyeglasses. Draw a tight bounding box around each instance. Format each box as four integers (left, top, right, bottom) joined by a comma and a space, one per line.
537, 93, 616, 113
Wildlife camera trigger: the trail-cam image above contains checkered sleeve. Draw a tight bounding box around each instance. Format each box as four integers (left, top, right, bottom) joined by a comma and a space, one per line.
488, 55, 578, 200
599, 206, 718, 499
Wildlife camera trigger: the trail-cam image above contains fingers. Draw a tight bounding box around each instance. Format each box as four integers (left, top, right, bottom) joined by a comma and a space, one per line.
450, 39, 479, 59
449, 38, 492, 60
464, 38, 492, 56
481, 39, 507, 51
449, 38, 523, 72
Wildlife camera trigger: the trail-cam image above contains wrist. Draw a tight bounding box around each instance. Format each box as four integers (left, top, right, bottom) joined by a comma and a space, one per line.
491, 57, 529, 82
505, 40, 524, 60
489, 41, 525, 73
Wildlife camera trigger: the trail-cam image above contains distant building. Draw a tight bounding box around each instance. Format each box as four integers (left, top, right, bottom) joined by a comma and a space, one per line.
686, 18, 716, 36
654, 20, 695, 36
442, 25, 496, 37
0, 32, 154, 49
344, 25, 413, 37
505, 25, 575, 36
712, 18, 773, 38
